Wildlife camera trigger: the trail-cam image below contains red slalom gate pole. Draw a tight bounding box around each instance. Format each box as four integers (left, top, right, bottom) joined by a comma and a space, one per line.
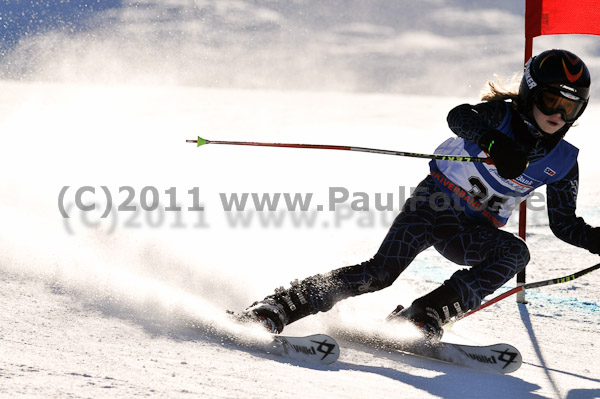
457, 262, 600, 322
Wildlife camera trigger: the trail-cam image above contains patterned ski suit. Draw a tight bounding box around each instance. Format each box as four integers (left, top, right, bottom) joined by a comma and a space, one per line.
266, 100, 598, 324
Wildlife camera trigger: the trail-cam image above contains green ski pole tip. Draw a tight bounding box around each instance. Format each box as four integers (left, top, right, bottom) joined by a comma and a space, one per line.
196, 136, 208, 147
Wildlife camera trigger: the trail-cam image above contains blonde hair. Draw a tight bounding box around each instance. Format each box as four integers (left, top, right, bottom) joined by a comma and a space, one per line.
480, 73, 521, 103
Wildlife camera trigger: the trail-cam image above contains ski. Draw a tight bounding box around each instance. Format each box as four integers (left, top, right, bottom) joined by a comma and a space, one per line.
265, 334, 340, 365
224, 310, 340, 365
335, 330, 521, 374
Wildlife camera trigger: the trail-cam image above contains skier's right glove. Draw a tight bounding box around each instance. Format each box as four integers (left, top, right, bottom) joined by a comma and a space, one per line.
479, 129, 528, 179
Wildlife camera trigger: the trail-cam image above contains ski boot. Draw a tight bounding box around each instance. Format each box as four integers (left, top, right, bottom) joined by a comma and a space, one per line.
236, 277, 326, 334
387, 283, 465, 342
237, 298, 288, 334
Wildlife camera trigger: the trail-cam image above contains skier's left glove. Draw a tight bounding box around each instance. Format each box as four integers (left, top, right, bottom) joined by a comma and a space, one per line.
588, 227, 600, 254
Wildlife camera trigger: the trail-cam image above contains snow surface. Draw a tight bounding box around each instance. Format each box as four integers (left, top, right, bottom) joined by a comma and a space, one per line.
1, 2, 600, 398
2, 82, 600, 399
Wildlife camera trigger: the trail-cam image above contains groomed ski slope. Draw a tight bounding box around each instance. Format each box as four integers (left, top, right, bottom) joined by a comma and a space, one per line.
1, 83, 599, 398
2, 1, 600, 397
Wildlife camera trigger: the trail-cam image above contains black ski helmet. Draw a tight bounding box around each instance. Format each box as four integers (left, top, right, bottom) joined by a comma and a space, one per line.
519, 49, 590, 134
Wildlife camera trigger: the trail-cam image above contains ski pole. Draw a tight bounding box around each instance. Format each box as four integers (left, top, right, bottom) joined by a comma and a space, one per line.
186, 136, 494, 164
458, 262, 600, 321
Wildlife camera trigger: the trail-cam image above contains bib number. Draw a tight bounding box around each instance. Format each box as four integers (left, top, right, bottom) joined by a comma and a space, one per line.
468, 176, 507, 212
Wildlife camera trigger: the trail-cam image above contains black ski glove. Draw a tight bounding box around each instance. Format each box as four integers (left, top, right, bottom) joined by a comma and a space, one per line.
479, 130, 528, 179
588, 227, 600, 254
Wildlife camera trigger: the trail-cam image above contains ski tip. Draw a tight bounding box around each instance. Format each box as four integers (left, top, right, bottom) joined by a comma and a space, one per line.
464, 342, 523, 374
271, 334, 340, 365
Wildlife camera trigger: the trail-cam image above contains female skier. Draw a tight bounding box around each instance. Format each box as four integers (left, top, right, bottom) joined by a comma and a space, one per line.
240, 49, 599, 340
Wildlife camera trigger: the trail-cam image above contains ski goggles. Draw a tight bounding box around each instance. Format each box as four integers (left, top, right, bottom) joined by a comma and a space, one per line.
534, 89, 585, 123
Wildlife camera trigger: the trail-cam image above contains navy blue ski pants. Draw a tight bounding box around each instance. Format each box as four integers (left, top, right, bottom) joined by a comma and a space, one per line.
319, 175, 531, 312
